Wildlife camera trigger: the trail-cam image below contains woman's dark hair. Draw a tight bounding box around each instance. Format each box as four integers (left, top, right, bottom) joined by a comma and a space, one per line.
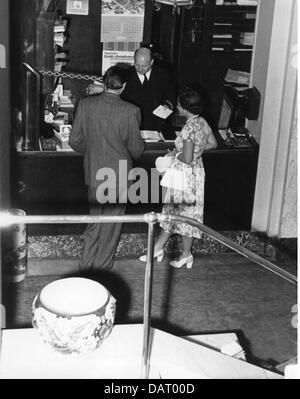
178, 88, 204, 115
104, 66, 128, 90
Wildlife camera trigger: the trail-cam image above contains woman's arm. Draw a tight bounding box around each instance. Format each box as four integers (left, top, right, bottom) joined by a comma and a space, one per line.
204, 131, 217, 150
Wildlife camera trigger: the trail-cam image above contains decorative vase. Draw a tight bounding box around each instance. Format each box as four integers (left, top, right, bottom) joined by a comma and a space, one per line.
32, 277, 116, 354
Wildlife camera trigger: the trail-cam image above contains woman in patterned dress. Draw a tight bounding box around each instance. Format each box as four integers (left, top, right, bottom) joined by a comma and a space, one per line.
140, 88, 217, 268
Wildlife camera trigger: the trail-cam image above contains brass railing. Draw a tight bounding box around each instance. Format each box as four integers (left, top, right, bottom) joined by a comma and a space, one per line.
0, 212, 297, 378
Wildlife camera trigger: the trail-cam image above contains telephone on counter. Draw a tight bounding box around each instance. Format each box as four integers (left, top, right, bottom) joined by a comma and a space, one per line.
218, 127, 252, 149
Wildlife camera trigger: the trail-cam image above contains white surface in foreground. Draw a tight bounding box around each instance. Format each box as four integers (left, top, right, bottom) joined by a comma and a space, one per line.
0, 324, 282, 379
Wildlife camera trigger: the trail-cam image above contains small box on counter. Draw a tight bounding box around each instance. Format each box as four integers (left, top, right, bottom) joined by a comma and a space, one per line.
54, 125, 73, 151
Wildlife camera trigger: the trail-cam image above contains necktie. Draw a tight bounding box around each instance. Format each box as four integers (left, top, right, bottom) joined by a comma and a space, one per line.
143, 75, 148, 86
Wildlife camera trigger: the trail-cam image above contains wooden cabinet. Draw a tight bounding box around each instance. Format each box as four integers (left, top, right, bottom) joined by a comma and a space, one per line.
154, 0, 257, 124
11, 142, 258, 235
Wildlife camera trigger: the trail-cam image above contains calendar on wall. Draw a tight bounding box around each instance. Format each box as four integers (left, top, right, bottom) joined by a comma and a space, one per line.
100, 0, 145, 43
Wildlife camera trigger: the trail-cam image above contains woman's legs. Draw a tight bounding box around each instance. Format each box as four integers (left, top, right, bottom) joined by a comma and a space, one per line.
154, 228, 171, 253
154, 230, 194, 258
181, 235, 194, 259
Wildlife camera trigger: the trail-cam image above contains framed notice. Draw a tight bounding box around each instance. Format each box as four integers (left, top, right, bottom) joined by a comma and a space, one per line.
102, 50, 134, 75
101, 0, 145, 43
66, 0, 89, 15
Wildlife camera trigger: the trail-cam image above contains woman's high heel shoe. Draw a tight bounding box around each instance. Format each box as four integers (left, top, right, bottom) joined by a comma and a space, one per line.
139, 249, 164, 263
169, 254, 194, 269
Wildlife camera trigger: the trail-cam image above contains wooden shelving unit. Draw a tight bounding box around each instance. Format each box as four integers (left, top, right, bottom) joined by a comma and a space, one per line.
169, 0, 257, 125
209, 2, 257, 53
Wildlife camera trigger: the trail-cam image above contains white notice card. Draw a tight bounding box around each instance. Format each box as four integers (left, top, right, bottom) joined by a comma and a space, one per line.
153, 105, 173, 119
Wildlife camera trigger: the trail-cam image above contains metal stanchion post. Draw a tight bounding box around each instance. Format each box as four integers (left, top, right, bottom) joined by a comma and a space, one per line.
141, 213, 156, 379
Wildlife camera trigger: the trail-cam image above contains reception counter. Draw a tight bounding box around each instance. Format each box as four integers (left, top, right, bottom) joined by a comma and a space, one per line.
10, 138, 259, 234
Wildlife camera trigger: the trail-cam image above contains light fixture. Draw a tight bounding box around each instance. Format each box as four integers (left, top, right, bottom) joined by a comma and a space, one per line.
154, 0, 194, 5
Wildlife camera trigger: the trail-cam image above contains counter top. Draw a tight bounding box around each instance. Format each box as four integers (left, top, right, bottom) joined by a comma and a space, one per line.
16, 139, 257, 158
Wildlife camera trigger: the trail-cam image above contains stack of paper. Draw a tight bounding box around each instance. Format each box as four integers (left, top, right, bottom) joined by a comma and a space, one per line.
59, 96, 74, 110
54, 19, 68, 48
212, 33, 233, 47
224, 69, 250, 85
54, 62, 66, 72
54, 19, 68, 33
240, 32, 255, 45
54, 32, 66, 47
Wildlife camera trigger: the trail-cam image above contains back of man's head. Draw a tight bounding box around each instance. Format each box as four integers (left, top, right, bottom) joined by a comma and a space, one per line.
104, 66, 128, 90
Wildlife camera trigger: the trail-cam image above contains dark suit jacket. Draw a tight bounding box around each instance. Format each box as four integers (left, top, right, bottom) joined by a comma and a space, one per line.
121, 65, 176, 131
69, 92, 145, 193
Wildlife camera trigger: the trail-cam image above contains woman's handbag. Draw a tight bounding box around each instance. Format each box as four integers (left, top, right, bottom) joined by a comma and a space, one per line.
160, 152, 196, 204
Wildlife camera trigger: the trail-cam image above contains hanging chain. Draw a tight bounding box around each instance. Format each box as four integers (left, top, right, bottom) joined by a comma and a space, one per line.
39, 69, 102, 82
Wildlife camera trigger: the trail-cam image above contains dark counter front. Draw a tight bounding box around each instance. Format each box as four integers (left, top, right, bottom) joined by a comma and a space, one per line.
11, 140, 258, 234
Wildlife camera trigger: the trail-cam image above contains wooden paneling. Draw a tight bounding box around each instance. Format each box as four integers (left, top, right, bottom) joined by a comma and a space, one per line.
11, 144, 258, 234
152, 0, 256, 125
57, 0, 101, 75
1, 0, 11, 323
10, 0, 37, 113
0, 0, 11, 208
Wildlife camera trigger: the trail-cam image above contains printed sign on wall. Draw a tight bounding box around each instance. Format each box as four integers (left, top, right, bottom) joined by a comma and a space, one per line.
102, 50, 134, 75
66, 0, 89, 15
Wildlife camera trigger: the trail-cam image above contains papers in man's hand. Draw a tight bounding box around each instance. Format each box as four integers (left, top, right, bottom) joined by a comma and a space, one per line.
153, 105, 173, 119
140, 130, 164, 142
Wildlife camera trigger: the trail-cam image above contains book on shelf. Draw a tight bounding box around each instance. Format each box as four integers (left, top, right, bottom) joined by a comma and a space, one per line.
54, 62, 66, 72
237, 0, 257, 5
233, 48, 252, 52
244, 13, 256, 19
213, 34, 233, 39
54, 26, 67, 33
54, 19, 67, 33
214, 23, 233, 26
55, 51, 68, 60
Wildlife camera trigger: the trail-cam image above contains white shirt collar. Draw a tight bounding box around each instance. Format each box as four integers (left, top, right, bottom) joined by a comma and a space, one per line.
137, 69, 151, 84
